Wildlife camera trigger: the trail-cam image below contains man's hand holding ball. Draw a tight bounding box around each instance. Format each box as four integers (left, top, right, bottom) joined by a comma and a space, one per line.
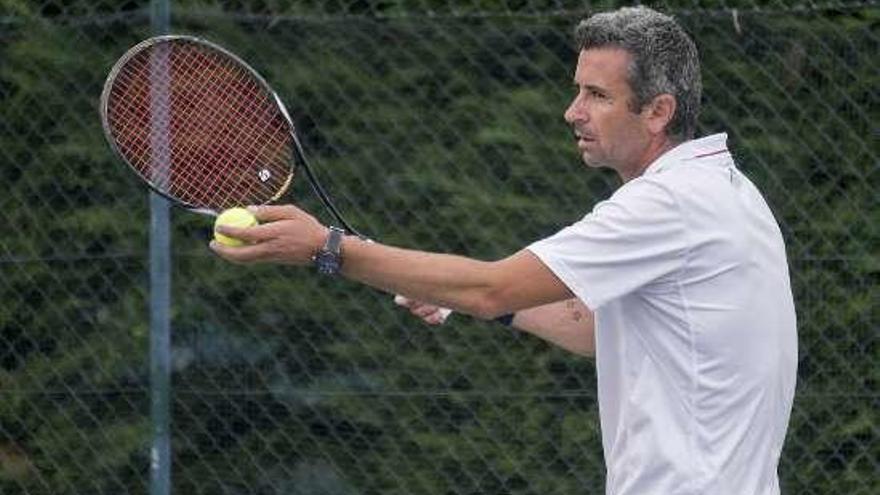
210, 205, 330, 266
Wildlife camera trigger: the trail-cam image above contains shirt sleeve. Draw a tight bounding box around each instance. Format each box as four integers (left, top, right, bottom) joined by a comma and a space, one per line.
527, 178, 687, 310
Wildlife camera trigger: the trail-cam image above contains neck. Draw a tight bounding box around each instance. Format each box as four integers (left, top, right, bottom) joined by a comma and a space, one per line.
619, 136, 678, 182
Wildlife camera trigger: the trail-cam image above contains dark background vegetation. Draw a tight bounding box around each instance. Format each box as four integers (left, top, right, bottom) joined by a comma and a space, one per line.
1, 1, 876, 493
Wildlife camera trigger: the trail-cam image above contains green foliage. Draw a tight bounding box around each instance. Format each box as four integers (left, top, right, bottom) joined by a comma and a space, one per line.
1, 2, 876, 494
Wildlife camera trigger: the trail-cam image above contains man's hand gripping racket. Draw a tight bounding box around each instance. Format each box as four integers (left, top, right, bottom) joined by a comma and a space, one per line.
394, 296, 453, 325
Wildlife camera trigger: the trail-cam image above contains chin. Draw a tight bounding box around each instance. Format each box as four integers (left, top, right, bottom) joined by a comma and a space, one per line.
581, 154, 607, 169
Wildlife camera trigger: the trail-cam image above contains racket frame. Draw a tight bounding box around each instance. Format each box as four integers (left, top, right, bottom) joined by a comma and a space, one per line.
100, 35, 362, 238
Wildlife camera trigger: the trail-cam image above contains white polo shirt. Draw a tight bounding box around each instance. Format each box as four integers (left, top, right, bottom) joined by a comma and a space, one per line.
528, 134, 798, 495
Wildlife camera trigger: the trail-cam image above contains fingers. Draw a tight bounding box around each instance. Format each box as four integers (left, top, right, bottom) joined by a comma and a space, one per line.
393, 295, 452, 325
209, 239, 277, 263
423, 312, 448, 325
247, 204, 303, 223
213, 205, 305, 244
214, 224, 264, 244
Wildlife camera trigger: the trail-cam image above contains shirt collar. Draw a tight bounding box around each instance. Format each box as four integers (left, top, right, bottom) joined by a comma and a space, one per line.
642, 133, 730, 176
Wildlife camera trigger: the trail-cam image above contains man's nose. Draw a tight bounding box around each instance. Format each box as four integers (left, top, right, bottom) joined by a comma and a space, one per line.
564, 99, 583, 125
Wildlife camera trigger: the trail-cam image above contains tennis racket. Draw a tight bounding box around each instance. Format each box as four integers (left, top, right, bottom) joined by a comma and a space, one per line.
100, 34, 363, 238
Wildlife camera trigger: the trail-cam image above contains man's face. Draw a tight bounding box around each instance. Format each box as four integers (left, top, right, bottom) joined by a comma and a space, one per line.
564, 48, 652, 178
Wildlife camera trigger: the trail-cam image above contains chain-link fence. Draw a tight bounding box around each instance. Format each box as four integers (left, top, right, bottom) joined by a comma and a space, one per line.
1, 0, 877, 494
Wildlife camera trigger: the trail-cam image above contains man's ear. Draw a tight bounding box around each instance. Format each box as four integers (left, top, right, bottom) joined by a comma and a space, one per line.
644, 94, 677, 136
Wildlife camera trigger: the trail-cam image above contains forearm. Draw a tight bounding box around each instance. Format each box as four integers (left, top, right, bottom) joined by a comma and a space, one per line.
510, 298, 595, 356
340, 237, 571, 319
340, 237, 493, 316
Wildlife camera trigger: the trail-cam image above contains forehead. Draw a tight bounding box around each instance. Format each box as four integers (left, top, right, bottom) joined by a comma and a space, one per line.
574, 47, 633, 88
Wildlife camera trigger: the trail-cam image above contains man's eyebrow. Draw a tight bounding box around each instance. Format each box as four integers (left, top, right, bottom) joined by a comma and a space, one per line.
572, 77, 603, 89
582, 83, 608, 93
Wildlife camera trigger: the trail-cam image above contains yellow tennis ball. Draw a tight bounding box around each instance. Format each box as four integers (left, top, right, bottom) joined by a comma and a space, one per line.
214, 207, 258, 247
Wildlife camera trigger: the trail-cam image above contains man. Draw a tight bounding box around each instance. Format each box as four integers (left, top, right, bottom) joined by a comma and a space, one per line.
211, 6, 798, 494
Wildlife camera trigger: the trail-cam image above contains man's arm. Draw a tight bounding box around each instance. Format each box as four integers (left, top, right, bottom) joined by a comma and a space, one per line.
210, 205, 576, 319
398, 297, 595, 357
512, 298, 595, 356
339, 236, 574, 318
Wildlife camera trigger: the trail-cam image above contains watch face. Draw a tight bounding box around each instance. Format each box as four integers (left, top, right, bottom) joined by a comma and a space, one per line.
315, 252, 341, 275
315, 227, 344, 275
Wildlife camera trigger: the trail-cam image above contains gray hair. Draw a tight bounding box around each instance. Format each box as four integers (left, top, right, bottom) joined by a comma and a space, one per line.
575, 6, 702, 141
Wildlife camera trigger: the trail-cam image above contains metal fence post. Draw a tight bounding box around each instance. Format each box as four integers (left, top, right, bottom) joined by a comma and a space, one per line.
149, 1, 172, 494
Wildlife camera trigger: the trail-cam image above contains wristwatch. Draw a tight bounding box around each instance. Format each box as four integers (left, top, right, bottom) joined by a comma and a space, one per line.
313, 226, 345, 276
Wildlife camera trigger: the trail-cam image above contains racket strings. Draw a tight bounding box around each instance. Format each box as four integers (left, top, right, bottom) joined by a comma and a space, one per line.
104, 38, 293, 211
195, 60, 286, 204
170, 52, 263, 202
165, 45, 290, 206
